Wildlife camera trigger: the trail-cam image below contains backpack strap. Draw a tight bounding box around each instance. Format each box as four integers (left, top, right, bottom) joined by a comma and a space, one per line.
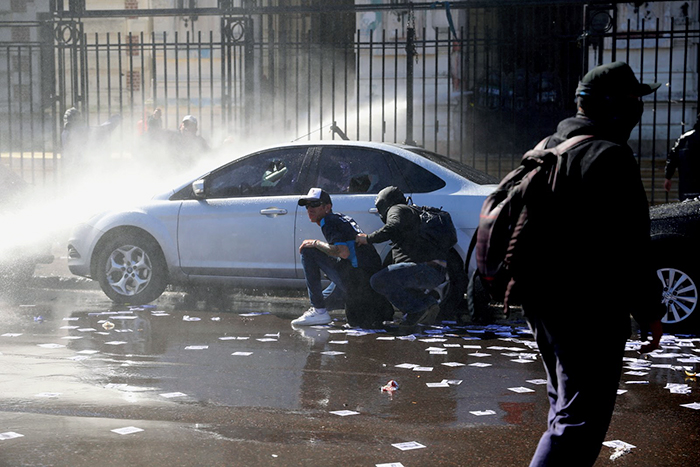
534, 136, 551, 150
548, 134, 594, 154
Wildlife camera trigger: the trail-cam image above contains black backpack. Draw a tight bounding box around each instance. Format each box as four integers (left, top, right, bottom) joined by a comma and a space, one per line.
407, 202, 458, 256
474, 134, 593, 308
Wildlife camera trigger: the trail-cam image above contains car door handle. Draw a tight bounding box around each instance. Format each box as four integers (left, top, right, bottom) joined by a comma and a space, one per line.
369, 207, 379, 214
260, 208, 288, 217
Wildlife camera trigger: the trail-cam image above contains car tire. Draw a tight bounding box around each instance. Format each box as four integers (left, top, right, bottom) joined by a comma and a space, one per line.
655, 259, 699, 333
95, 232, 168, 305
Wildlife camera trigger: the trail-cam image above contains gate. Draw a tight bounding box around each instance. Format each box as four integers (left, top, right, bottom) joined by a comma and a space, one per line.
0, 1, 698, 205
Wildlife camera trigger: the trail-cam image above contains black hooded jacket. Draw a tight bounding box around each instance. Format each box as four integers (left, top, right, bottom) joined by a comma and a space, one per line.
518, 116, 664, 327
366, 186, 446, 263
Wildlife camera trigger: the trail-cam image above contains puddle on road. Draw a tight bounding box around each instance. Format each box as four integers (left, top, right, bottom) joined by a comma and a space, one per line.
0, 291, 698, 429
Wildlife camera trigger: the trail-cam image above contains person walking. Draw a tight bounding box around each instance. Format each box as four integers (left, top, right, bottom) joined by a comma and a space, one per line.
515, 61, 664, 467
664, 112, 700, 200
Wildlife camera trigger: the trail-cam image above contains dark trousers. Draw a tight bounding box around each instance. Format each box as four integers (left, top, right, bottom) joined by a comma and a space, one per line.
370, 262, 445, 316
524, 305, 629, 467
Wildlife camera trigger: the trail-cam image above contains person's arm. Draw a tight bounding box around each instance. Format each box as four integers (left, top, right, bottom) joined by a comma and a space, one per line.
587, 147, 666, 328
299, 239, 350, 259
364, 206, 407, 245
664, 136, 682, 181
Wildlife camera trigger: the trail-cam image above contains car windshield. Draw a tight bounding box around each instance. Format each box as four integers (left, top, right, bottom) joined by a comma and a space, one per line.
402, 147, 498, 185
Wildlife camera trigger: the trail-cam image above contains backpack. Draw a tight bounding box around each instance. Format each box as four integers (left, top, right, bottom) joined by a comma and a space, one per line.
407, 202, 458, 256
474, 134, 593, 308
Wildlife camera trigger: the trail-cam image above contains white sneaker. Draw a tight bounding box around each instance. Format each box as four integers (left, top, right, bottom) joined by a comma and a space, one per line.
292, 307, 331, 326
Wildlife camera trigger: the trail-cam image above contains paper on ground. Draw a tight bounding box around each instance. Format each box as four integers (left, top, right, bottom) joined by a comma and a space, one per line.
330, 410, 359, 416
392, 441, 426, 451
470, 410, 496, 416
111, 426, 144, 435
508, 387, 535, 393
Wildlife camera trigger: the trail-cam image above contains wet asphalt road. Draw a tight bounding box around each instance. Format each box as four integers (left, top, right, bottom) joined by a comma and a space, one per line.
0, 281, 698, 467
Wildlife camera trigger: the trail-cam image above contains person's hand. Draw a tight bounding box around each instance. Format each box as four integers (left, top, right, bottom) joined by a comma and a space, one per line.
299, 239, 318, 253
663, 178, 672, 192
640, 319, 662, 354
355, 233, 368, 245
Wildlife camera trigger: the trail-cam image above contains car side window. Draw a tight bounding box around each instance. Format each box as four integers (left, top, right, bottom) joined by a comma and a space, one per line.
206, 148, 308, 198
385, 153, 446, 193
314, 147, 398, 194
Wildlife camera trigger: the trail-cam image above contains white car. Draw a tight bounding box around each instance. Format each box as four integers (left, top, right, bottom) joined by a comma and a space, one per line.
68, 141, 497, 311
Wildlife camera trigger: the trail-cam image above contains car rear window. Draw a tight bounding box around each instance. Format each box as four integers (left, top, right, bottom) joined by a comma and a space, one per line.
405, 147, 498, 185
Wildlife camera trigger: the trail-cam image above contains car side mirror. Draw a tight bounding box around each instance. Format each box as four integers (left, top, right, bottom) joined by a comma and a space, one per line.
192, 178, 205, 198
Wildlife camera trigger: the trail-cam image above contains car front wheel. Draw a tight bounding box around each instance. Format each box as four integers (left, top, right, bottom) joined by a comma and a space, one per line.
95, 233, 168, 305
657, 265, 698, 331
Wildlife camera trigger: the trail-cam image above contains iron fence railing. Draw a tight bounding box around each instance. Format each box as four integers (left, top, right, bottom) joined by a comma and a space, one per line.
0, 2, 698, 205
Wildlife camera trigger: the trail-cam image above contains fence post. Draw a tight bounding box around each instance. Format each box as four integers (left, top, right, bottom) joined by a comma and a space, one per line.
404, 26, 416, 146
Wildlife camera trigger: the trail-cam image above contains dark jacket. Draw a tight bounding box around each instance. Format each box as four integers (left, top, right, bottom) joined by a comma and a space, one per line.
519, 116, 664, 327
366, 186, 445, 263
664, 126, 700, 200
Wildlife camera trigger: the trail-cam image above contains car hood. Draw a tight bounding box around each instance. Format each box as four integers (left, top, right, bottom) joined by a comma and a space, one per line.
650, 198, 700, 221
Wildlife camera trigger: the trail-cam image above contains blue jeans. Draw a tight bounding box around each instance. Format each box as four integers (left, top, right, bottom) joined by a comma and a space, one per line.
301, 247, 351, 309
370, 262, 445, 315
321, 282, 346, 311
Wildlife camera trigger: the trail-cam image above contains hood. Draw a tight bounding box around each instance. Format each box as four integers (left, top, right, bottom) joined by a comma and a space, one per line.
375, 186, 406, 221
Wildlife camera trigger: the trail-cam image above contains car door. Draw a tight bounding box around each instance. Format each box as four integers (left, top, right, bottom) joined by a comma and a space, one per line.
178, 146, 311, 278
294, 145, 422, 277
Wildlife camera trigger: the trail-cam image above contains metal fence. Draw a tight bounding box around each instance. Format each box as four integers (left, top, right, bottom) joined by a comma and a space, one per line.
0, 2, 698, 204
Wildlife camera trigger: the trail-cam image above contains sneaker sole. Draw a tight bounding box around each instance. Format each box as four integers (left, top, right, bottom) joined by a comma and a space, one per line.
291, 316, 332, 326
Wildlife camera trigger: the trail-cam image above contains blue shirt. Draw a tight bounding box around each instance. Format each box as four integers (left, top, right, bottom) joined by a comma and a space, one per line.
320, 212, 382, 273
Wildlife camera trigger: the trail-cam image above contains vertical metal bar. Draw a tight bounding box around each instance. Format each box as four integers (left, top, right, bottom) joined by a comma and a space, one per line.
368, 28, 373, 141
29, 44, 36, 184
141, 31, 146, 136
95, 33, 101, 124
471, 24, 477, 168
331, 29, 337, 139
307, 30, 311, 139
458, 27, 464, 163
18, 47, 25, 176
610, 4, 618, 62
295, 28, 299, 138
381, 29, 386, 142
356, 28, 360, 140
635, 19, 645, 163
434, 27, 439, 152
319, 31, 324, 140
625, 19, 631, 64
244, 17, 254, 135
393, 30, 398, 143
5, 47, 12, 170
163, 32, 169, 129
129, 33, 135, 129
198, 31, 203, 136
446, 34, 452, 158
680, 17, 690, 134
175, 31, 180, 124
186, 30, 191, 116
649, 17, 660, 205
422, 27, 426, 147
151, 32, 157, 110
404, 26, 416, 145
209, 31, 214, 140
344, 33, 349, 136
